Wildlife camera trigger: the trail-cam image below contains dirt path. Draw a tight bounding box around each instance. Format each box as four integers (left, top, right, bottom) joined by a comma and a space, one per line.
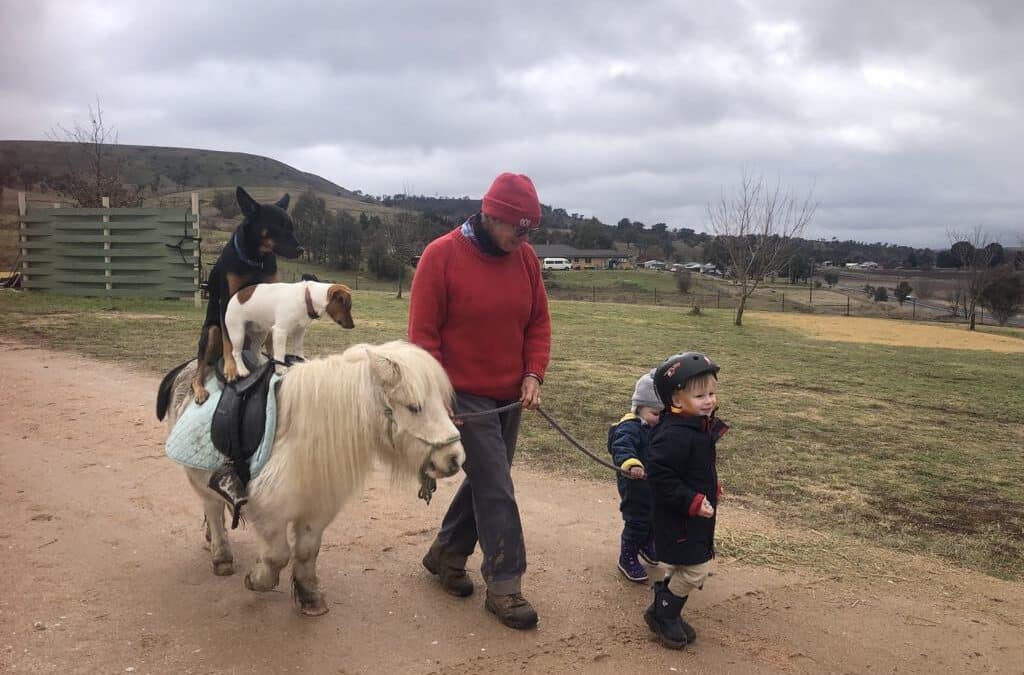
1, 343, 1022, 674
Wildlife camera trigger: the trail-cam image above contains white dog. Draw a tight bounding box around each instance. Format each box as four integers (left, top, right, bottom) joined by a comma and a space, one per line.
223, 280, 354, 380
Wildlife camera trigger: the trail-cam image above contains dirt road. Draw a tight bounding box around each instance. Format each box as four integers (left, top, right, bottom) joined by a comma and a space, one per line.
1, 343, 1022, 674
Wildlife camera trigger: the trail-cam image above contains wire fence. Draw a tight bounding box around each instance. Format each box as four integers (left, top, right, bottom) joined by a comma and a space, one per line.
544, 284, 1020, 327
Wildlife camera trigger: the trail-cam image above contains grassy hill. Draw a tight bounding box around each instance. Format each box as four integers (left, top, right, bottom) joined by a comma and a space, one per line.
0, 140, 361, 198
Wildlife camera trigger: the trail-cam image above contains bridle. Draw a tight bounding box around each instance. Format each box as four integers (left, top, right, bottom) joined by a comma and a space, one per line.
382, 402, 461, 453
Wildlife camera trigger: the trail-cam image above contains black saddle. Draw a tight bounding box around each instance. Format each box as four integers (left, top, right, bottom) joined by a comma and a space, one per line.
210, 351, 277, 485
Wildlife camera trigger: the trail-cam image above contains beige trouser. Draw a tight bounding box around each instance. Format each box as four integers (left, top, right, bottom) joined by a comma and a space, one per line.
661, 560, 712, 596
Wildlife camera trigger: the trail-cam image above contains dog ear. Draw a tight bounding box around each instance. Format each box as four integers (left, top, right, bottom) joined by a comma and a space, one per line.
329, 284, 352, 308
275, 193, 290, 211
236, 187, 259, 218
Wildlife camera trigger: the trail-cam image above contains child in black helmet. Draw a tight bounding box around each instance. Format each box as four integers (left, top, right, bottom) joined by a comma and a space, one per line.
607, 370, 664, 582
644, 352, 728, 649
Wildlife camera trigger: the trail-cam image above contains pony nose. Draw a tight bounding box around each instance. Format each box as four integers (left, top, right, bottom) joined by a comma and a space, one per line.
447, 456, 460, 474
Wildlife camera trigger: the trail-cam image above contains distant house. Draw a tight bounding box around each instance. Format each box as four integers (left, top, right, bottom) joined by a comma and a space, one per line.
532, 245, 631, 270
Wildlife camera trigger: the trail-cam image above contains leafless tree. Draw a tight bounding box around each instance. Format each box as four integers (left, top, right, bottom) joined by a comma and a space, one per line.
947, 225, 998, 330
47, 100, 143, 207
707, 172, 816, 326
382, 211, 424, 299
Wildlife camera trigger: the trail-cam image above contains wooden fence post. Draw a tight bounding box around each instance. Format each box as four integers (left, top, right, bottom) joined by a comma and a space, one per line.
102, 196, 112, 292
912, 299, 916, 319
191, 192, 201, 307
653, 288, 658, 304
781, 293, 785, 312
18, 192, 28, 285
717, 291, 721, 308
847, 296, 850, 316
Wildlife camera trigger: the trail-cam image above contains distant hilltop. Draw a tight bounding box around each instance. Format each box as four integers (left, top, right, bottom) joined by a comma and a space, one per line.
0, 140, 357, 198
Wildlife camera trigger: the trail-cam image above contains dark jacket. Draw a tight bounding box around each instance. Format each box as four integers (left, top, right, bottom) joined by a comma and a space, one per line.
607, 412, 651, 471
647, 412, 729, 565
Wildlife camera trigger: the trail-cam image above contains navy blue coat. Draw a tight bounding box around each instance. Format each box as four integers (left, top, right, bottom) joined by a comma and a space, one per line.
647, 413, 728, 565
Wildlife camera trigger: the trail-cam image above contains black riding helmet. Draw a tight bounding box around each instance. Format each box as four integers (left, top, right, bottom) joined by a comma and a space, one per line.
653, 352, 720, 409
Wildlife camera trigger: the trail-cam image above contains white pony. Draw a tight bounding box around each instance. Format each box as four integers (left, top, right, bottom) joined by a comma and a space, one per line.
159, 340, 465, 615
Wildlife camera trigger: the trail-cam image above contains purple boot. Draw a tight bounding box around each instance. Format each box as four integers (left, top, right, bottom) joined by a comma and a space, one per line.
617, 541, 648, 582
639, 537, 659, 565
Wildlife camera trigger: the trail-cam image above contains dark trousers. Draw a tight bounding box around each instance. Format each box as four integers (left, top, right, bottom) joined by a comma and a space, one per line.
434, 392, 525, 595
617, 474, 654, 547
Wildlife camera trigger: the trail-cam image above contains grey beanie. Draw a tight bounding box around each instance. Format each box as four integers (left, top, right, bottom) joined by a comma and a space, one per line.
631, 370, 664, 413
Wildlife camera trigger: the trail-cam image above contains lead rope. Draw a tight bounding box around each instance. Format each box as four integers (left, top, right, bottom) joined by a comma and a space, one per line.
454, 401, 629, 478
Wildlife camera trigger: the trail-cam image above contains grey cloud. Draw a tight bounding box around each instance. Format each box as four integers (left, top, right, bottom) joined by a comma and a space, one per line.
2, 0, 1023, 247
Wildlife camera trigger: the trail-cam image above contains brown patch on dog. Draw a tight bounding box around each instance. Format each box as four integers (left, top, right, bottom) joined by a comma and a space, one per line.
325, 284, 355, 329
236, 286, 257, 304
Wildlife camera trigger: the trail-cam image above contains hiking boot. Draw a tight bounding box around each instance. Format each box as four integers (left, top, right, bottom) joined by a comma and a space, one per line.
638, 538, 659, 565
618, 542, 648, 582
485, 591, 538, 630
644, 580, 690, 649
422, 542, 474, 597
208, 464, 248, 530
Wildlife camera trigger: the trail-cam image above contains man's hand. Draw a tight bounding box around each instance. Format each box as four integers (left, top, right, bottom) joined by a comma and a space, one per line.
520, 375, 542, 410
698, 497, 715, 518
627, 466, 646, 480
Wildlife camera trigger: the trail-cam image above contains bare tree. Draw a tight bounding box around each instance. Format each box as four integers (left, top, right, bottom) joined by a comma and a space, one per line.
382, 211, 425, 299
47, 100, 143, 207
707, 173, 816, 326
947, 226, 998, 330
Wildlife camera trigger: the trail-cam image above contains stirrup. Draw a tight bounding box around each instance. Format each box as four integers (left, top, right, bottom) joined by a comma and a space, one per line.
208, 466, 249, 529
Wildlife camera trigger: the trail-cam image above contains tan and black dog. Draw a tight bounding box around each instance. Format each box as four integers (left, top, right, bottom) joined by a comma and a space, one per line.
192, 186, 303, 404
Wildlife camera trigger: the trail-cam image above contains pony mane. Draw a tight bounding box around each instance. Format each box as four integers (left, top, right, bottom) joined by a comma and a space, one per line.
251, 341, 453, 514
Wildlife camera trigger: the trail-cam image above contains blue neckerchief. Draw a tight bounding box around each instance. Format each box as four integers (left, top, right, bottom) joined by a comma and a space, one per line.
460, 216, 479, 248
232, 230, 264, 269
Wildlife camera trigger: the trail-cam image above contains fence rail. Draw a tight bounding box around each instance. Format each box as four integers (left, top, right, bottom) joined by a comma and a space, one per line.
17, 192, 201, 303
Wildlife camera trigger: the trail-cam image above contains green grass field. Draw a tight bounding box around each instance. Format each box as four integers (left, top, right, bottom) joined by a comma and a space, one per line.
1, 290, 1021, 581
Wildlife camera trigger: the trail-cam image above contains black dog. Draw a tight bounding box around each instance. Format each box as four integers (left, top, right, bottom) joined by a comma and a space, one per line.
191, 186, 303, 404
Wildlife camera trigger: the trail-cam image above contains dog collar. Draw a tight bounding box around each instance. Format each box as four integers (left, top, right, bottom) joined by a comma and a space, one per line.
304, 285, 319, 319
233, 231, 264, 269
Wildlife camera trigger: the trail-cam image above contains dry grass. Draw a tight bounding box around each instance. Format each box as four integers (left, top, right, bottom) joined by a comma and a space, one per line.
754, 313, 1024, 353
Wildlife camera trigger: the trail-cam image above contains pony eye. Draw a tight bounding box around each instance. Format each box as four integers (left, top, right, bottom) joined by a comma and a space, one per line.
407, 404, 422, 414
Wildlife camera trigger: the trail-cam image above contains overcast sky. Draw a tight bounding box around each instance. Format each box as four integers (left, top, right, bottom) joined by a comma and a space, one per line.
2, 0, 1022, 248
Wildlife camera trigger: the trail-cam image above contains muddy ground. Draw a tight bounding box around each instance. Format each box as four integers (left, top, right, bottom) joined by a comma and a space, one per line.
1, 343, 1022, 674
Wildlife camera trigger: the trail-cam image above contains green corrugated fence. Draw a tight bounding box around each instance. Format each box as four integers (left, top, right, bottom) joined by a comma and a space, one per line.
17, 193, 201, 301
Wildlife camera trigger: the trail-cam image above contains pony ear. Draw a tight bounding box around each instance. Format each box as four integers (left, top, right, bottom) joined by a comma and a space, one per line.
236, 186, 259, 217
369, 353, 401, 390
275, 193, 290, 210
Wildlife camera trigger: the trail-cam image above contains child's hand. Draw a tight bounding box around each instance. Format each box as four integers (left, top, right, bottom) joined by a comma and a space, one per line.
698, 497, 715, 518
628, 466, 645, 480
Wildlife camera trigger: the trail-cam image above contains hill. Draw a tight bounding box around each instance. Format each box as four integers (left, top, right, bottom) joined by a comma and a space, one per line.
0, 140, 360, 198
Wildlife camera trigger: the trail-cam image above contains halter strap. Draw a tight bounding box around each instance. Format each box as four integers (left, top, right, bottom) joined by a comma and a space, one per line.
382, 404, 461, 451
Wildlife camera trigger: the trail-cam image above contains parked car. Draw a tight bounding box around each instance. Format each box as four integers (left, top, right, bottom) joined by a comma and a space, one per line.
542, 257, 572, 271
642, 260, 667, 270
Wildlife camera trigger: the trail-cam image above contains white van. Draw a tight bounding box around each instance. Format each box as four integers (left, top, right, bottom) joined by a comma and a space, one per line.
542, 257, 572, 271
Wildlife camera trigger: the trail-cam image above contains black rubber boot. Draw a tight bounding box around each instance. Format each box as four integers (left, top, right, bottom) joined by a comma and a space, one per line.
644, 580, 692, 649
208, 464, 248, 529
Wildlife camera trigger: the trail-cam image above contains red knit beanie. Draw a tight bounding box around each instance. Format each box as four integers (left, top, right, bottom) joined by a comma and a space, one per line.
481, 172, 541, 229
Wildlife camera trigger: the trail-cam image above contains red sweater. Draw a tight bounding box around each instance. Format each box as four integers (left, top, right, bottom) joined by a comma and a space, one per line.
408, 227, 551, 400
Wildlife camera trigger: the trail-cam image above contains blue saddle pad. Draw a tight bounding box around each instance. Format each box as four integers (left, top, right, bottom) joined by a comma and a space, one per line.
165, 372, 282, 477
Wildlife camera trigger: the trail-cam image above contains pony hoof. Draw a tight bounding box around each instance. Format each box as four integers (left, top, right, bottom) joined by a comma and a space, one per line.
213, 560, 234, 576
244, 572, 277, 592
299, 596, 329, 616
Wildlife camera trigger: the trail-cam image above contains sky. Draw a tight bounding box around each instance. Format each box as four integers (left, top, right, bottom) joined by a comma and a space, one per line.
2, 0, 1023, 248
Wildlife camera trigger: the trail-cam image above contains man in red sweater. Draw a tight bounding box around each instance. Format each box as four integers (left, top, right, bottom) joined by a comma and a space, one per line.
409, 172, 551, 630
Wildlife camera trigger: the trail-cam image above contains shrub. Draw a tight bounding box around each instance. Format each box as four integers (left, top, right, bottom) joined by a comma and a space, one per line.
980, 267, 1023, 326
675, 270, 693, 294
823, 271, 840, 287
873, 286, 889, 302
894, 281, 913, 305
